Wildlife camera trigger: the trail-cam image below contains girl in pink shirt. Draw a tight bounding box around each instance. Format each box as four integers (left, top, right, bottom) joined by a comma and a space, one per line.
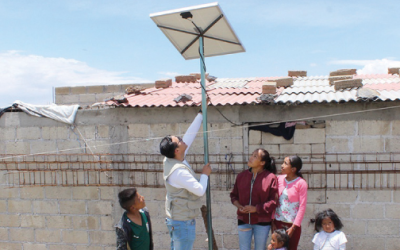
273, 155, 308, 250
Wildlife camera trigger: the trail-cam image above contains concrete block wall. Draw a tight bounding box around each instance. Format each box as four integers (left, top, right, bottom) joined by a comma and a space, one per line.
2, 107, 400, 249
55, 83, 153, 106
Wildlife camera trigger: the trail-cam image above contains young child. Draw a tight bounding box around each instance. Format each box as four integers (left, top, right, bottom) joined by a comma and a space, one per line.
312, 209, 347, 250
115, 188, 153, 250
268, 229, 290, 250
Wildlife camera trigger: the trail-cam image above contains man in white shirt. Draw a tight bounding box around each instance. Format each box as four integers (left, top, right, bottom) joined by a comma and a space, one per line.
160, 112, 211, 250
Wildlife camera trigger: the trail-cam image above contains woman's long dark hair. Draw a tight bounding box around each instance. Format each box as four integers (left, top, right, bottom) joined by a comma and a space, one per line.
257, 148, 277, 174
288, 155, 303, 178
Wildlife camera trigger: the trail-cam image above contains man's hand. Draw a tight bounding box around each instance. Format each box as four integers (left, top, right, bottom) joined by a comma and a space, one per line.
202, 163, 212, 176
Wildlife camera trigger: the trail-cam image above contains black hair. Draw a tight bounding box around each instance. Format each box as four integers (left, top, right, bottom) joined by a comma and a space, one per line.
118, 188, 137, 211
256, 148, 277, 174
288, 155, 303, 178
160, 135, 177, 158
314, 209, 344, 232
273, 229, 290, 249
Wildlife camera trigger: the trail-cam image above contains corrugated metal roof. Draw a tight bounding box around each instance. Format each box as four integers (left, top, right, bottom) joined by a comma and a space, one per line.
105, 74, 400, 107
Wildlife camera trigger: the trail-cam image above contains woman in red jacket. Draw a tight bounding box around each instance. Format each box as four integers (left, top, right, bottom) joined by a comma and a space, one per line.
230, 148, 279, 250
273, 155, 308, 250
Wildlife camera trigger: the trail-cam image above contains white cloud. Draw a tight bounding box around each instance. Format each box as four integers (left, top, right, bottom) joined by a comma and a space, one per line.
329, 58, 400, 74
157, 71, 180, 78
0, 51, 150, 107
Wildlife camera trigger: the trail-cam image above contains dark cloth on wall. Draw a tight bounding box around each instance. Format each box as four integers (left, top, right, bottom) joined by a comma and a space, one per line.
249, 122, 296, 140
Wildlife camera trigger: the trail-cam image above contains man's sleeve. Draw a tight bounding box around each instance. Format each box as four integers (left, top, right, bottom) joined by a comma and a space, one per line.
169, 168, 208, 196
183, 113, 203, 156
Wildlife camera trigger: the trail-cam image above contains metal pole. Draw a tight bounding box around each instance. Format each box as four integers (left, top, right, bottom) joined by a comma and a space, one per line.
199, 35, 213, 250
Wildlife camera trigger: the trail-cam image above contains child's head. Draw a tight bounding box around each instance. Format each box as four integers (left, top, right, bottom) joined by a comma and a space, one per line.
270, 229, 289, 249
118, 188, 145, 212
314, 209, 343, 233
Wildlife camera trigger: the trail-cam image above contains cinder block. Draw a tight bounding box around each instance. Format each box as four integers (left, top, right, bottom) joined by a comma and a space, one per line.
9, 228, 34, 241
96, 125, 109, 138
72, 186, 99, 200
311, 143, 325, 156
150, 123, 179, 137
16, 127, 41, 140
76, 246, 104, 250
0, 228, 8, 241
367, 220, 399, 235
70, 86, 87, 95
175, 75, 196, 83
210, 123, 240, 138
386, 204, 400, 219
8, 200, 32, 213
249, 130, 262, 145
42, 126, 69, 140
48, 245, 75, 250
329, 69, 357, 76
307, 190, 326, 204
57, 140, 85, 154
326, 190, 358, 203
45, 187, 71, 199
23, 243, 47, 250
155, 79, 172, 88
385, 138, 400, 151
315, 204, 351, 218
0, 187, 20, 199
392, 121, 400, 135
0, 242, 22, 249
89, 231, 115, 245
262, 131, 293, 144
55, 87, 71, 95
79, 94, 96, 104
280, 144, 311, 155
259, 144, 280, 157
262, 82, 277, 94
288, 70, 307, 77
353, 137, 384, 153
46, 215, 73, 229
359, 190, 391, 202
0, 127, 16, 140
328, 75, 353, 85
352, 204, 384, 219
33, 201, 58, 214
87, 85, 104, 94
341, 219, 366, 235
326, 120, 356, 136
325, 138, 349, 153
358, 120, 390, 135
62, 94, 80, 104
0, 200, 6, 212
96, 93, 114, 102
63, 230, 88, 244
30, 141, 57, 154
35, 229, 61, 243
386, 238, 400, 250
139, 187, 166, 201
294, 128, 325, 144
388, 67, 400, 74
21, 215, 45, 228
212, 217, 237, 234
4, 112, 21, 127
267, 77, 293, 87
128, 124, 150, 138
59, 201, 86, 214
72, 216, 99, 230
87, 201, 113, 215
334, 79, 362, 90
105, 84, 122, 93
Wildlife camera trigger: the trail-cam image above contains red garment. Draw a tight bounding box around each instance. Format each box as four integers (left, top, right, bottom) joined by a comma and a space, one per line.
230, 169, 278, 224
274, 220, 301, 250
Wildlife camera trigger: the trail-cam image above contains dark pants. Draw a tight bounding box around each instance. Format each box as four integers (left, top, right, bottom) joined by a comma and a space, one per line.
274, 220, 301, 250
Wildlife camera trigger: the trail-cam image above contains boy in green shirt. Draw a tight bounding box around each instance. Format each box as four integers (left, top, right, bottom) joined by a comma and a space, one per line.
116, 188, 153, 250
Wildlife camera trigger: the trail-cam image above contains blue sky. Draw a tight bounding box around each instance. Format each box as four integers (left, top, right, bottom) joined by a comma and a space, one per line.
1, 0, 400, 107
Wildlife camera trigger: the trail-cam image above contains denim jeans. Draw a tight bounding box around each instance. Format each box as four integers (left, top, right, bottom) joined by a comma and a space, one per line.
238, 224, 271, 250
166, 217, 196, 250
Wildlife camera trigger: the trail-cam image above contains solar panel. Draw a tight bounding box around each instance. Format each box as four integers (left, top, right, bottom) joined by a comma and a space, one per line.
150, 2, 245, 60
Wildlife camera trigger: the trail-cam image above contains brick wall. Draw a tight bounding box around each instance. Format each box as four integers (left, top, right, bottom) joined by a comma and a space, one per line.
1, 105, 400, 249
